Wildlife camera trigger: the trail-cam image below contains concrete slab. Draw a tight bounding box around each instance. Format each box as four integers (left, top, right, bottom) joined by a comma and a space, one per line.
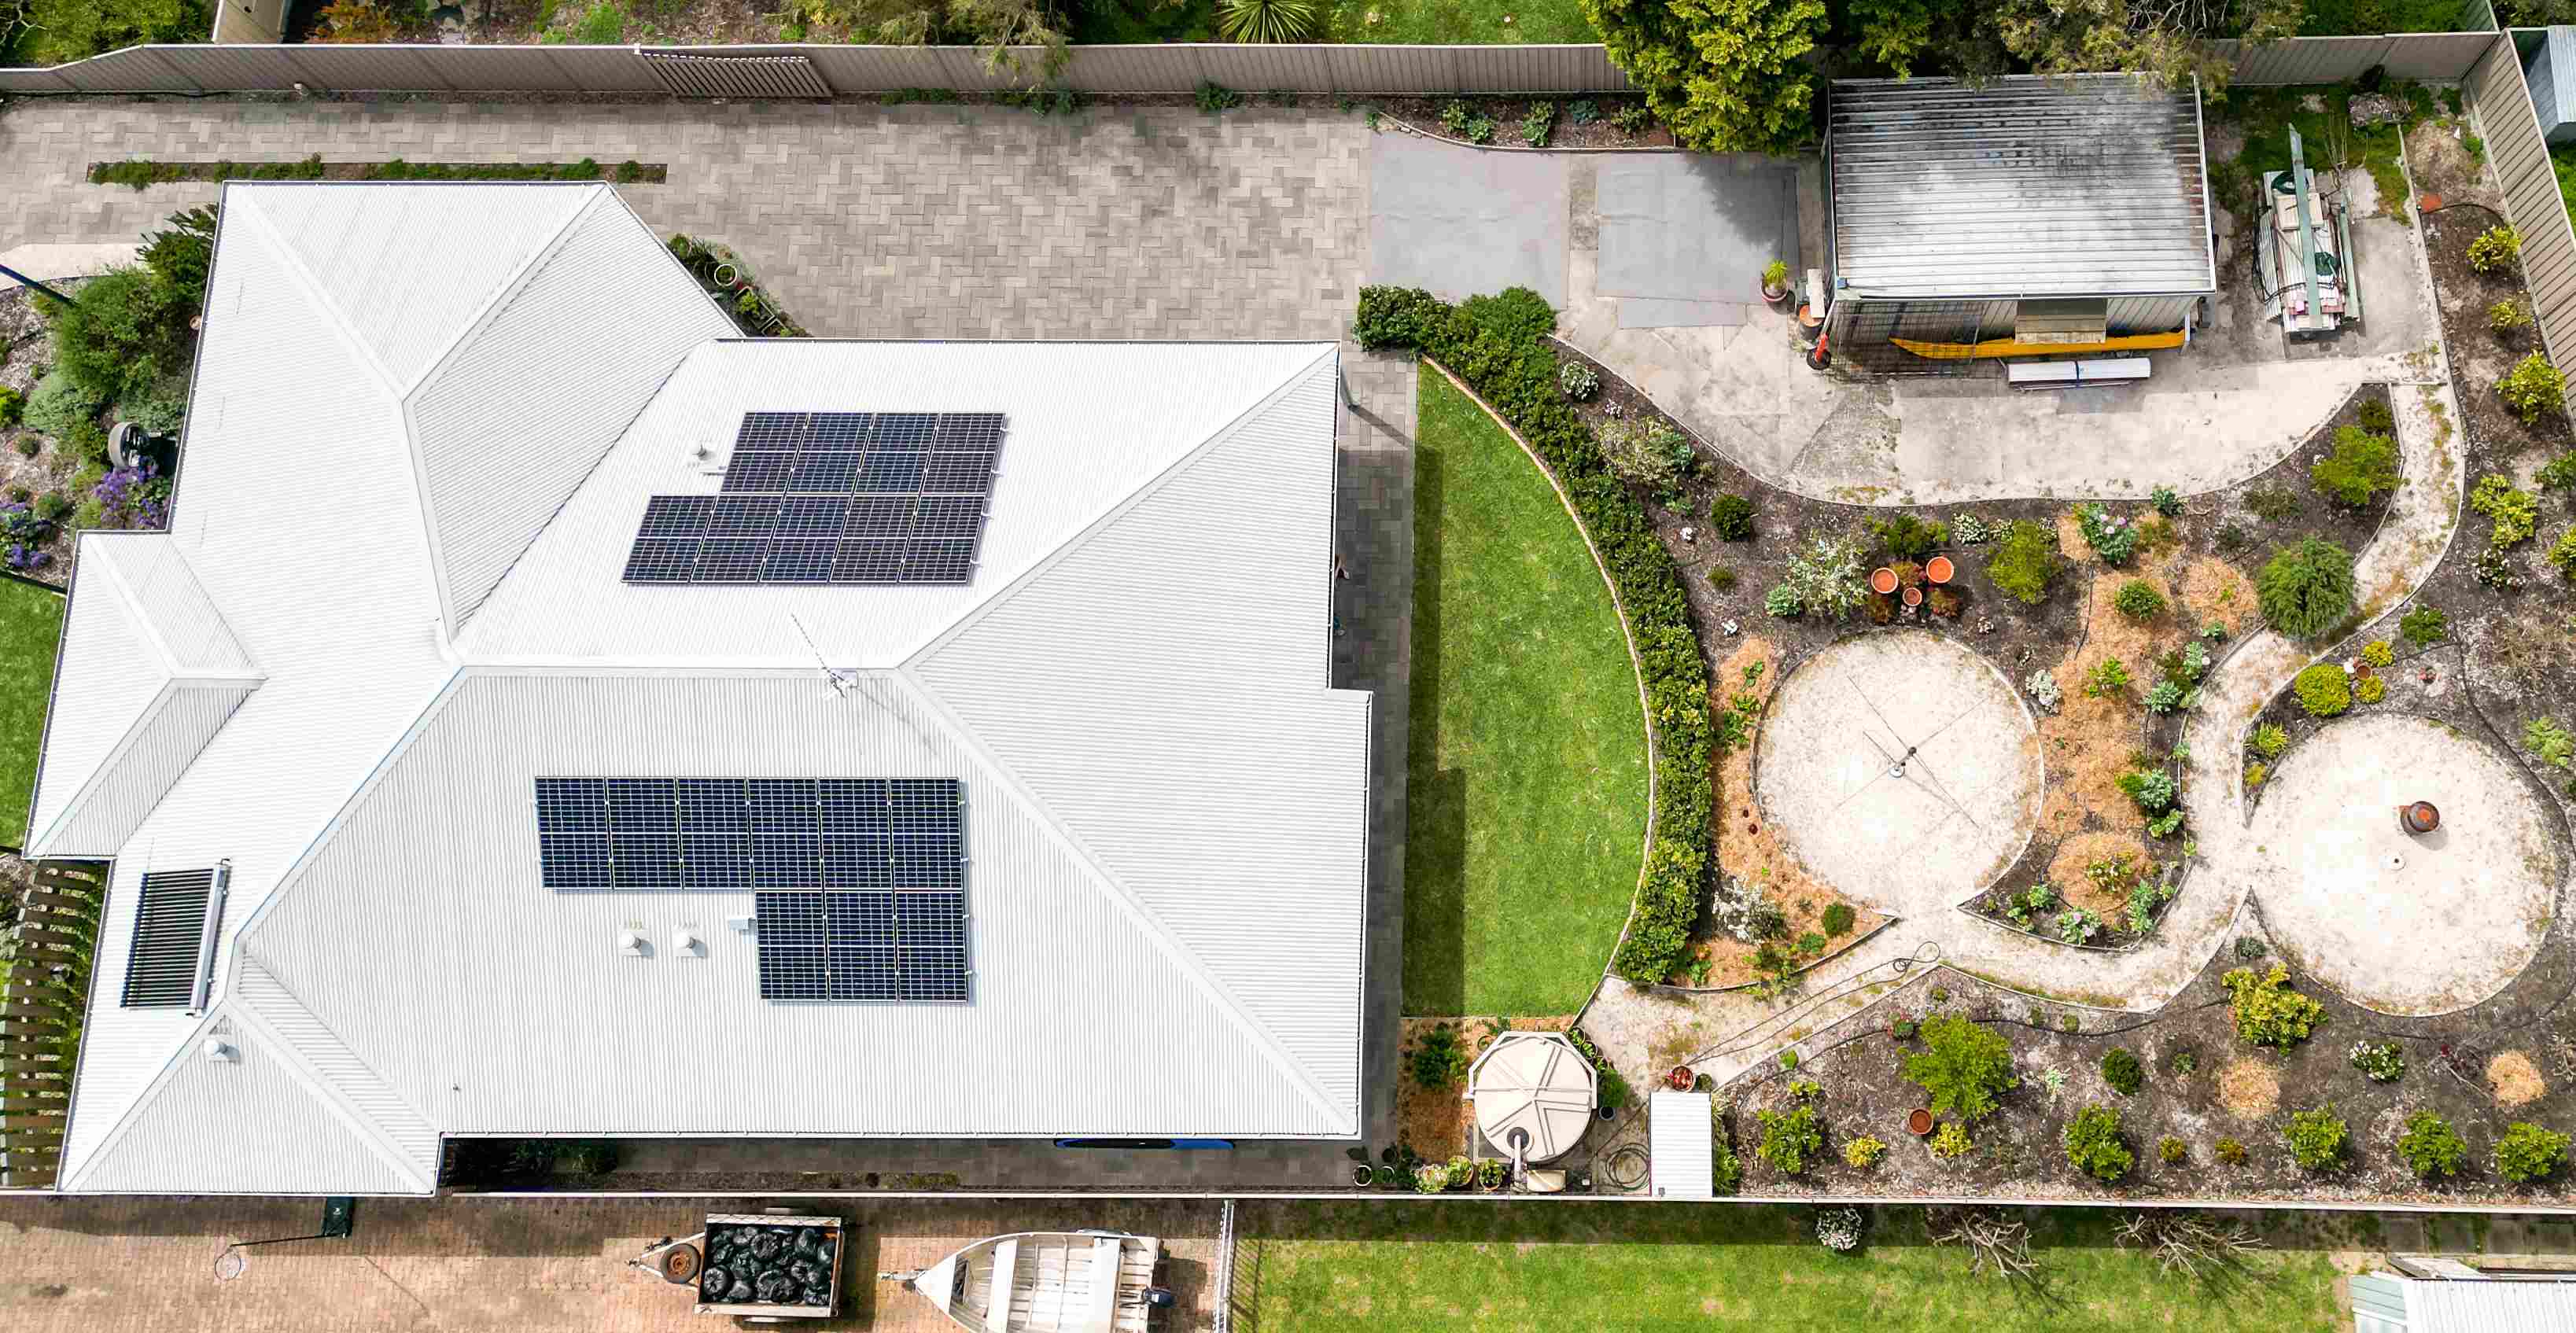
1616, 296, 1747, 329
0, 242, 138, 289
2248, 713, 2561, 1016
1752, 631, 2043, 918
1595, 154, 1795, 303
1366, 131, 1568, 308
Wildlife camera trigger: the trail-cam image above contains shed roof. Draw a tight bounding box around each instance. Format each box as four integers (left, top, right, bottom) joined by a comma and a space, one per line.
1828, 75, 2216, 300
1647, 1091, 1712, 1199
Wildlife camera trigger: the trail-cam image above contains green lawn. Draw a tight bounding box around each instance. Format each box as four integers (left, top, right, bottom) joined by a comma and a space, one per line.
1325, 0, 1597, 45
0, 577, 65, 848
1242, 1202, 2358, 1331
1402, 372, 1647, 1017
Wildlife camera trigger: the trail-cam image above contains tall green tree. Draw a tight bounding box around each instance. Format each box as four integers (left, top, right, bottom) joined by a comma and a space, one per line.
1586, 0, 1830, 156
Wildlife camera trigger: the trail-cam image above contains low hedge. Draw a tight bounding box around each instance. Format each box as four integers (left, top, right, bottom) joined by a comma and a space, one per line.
1357, 285, 1712, 985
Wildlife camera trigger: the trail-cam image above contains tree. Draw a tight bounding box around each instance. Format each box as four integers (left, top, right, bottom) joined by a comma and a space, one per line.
2256, 537, 2355, 640
141, 207, 218, 307
35, 268, 197, 408
1904, 1016, 2017, 1122
1583, 0, 1830, 156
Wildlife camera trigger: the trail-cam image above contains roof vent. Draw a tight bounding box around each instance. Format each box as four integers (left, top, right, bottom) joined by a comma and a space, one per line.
671, 926, 703, 956
725, 914, 756, 933
202, 1037, 238, 1063
618, 926, 647, 957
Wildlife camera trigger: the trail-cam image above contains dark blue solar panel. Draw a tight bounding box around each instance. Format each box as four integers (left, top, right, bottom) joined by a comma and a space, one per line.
612, 834, 682, 889
756, 892, 829, 1000
857, 451, 923, 493
763, 541, 835, 584
722, 453, 797, 492
539, 832, 611, 889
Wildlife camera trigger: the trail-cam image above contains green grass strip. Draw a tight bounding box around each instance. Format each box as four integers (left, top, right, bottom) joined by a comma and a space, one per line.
0, 576, 68, 847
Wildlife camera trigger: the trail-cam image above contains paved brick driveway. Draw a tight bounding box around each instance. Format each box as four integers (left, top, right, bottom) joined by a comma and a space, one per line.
0, 1195, 1222, 1331
0, 97, 1368, 341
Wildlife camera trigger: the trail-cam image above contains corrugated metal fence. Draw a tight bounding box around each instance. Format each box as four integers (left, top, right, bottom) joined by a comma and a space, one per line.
2467, 33, 2576, 361
0, 42, 1634, 96
0, 32, 2529, 98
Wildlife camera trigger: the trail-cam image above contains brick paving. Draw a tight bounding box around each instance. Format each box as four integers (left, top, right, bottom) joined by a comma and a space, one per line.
0, 1195, 1222, 1331
0, 97, 1367, 342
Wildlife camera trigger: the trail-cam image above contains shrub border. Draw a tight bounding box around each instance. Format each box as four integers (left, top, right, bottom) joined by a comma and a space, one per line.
87, 157, 665, 189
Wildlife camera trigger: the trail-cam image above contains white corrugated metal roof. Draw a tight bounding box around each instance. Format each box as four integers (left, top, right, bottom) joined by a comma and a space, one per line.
51, 183, 1365, 1194
1829, 75, 2217, 300
2397, 1276, 2576, 1331
1648, 1091, 1713, 1199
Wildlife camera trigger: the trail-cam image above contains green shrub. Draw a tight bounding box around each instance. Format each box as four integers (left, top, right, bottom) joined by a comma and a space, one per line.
2398, 1111, 2467, 1179
2216, 1137, 2246, 1164
1867, 513, 1948, 562
1757, 1103, 1823, 1174
2500, 352, 2567, 424
2257, 538, 2355, 639
2471, 473, 2540, 547
140, 205, 218, 306
2311, 426, 2400, 507
1985, 520, 2060, 604
2355, 675, 2386, 705
1929, 1121, 1972, 1158
2285, 1107, 2348, 1170
2150, 485, 2184, 517
2530, 717, 2576, 771
2113, 579, 2166, 620
2251, 722, 2290, 757
1903, 1015, 2016, 1123
2294, 663, 2350, 717
2220, 963, 2324, 1049
1352, 288, 1712, 988
2493, 297, 2534, 332
1821, 902, 1855, 937
2469, 223, 2522, 272
1581, 0, 1825, 156
2552, 527, 2576, 581
1777, 531, 1870, 620
2541, 452, 2576, 492
23, 371, 106, 443
0, 386, 22, 430
2101, 1048, 2143, 1095
2400, 604, 2449, 646
2115, 768, 2176, 815
1712, 1113, 1743, 1193
1410, 1022, 1471, 1088
1707, 565, 1738, 591
2064, 1105, 2133, 1183
2073, 502, 2137, 564
2494, 1122, 2568, 1183
1842, 1136, 1888, 1168
37, 267, 198, 408
2158, 1136, 2187, 1164
2084, 657, 2131, 699
2360, 639, 2394, 668
2356, 397, 2395, 433
1708, 493, 1755, 540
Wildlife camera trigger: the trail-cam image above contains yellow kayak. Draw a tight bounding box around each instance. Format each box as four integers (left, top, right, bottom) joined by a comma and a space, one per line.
1892, 330, 2187, 360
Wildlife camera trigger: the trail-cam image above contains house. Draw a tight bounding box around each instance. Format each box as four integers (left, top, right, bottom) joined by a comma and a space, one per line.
27, 182, 1370, 1195
1823, 74, 2218, 371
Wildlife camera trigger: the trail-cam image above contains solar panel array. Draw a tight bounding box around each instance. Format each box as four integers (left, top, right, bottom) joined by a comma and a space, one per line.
535, 777, 969, 1003
622, 412, 1005, 586
123, 868, 219, 1009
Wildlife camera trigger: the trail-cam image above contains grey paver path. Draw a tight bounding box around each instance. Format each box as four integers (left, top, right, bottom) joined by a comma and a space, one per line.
0, 98, 1368, 341
0, 1195, 1221, 1331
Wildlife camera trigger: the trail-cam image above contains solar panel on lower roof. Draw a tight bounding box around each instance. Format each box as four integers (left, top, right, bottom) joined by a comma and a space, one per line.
624, 412, 1004, 586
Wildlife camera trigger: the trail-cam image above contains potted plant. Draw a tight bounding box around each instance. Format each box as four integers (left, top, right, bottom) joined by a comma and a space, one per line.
1890, 561, 1922, 589
1926, 555, 1955, 584
1902, 585, 1924, 610
1351, 1164, 1374, 1187
1907, 1108, 1936, 1136
1373, 1164, 1399, 1187
1476, 1158, 1506, 1191
1446, 1155, 1474, 1191
1667, 1065, 1694, 1091
1762, 260, 1793, 307
1870, 566, 1899, 596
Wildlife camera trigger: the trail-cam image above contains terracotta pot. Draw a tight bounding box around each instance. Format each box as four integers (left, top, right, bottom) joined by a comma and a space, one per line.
1901, 586, 1924, 609
1926, 555, 1954, 584
1668, 1066, 1694, 1091
1870, 567, 1899, 596
1908, 1109, 1935, 1136
1763, 280, 1793, 306
2401, 801, 2441, 834
1797, 302, 1825, 330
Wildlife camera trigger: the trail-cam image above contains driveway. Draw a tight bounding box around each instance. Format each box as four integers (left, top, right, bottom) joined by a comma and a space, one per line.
0, 1195, 1223, 1331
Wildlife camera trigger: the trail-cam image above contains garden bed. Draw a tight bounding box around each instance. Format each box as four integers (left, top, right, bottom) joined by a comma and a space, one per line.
89, 156, 663, 189
1722, 959, 2576, 1205
1373, 97, 1672, 151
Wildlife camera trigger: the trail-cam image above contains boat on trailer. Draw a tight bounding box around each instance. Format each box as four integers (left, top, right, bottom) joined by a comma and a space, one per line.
885, 1230, 1168, 1333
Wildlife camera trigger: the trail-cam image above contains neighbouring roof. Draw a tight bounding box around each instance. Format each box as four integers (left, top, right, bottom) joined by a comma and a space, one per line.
1646, 1090, 1712, 1200
1827, 75, 2217, 300
48, 182, 1367, 1196
2354, 1272, 2576, 1333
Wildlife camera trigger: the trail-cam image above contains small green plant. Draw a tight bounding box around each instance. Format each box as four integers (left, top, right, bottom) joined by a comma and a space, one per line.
2221, 963, 2325, 1049
2399, 1111, 2467, 1179
1559, 359, 1599, 401
567, 0, 627, 42
2349, 1040, 2405, 1082
1757, 1103, 1824, 1174
2401, 604, 2448, 646
1707, 565, 1738, 591
2244, 487, 2304, 522
2115, 768, 2177, 816
2541, 452, 2576, 492
2311, 425, 2400, 507
2113, 579, 2166, 620
1778, 1048, 1800, 1071
2055, 908, 2102, 944
2251, 722, 2290, 757
2469, 224, 2523, 272
1986, 520, 2062, 605
2550, 527, 2576, 581
2525, 716, 2574, 772
2294, 663, 2352, 718
2493, 297, 2534, 332
1765, 583, 1802, 617
2170, 1050, 2199, 1077
1929, 1121, 1972, 1158
2356, 396, 2395, 433
2354, 675, 2386, 705
2285, 1107, 2349, 1170
2144, 680, 2186, 714
1410, 1023, 1472, 1088
2084, 657, 2132, 699
2158, 1136, 2187, 1164
1519, 102, 1557, 147
2150, 485, 2183, 517
1903, 1016, 2017, 1122
2216, 1137, 2246, 1164
1196, 81, 1244, 113
2500, 352, 2567, 424
2101, 1048, 2143, 1096
2245, 761, 2268, 788
1763, 259, 1790, 292
2073, 502, 2137, 564
2064, 1105, 2133, 1182
2360, 639, 2394, 668
2472, 473, 2541, 547
2494, 1122, 2569, 1183
1821, 901, 1856, 937
2257, 538, 2356, 639
1709, 492, 1755, 540
1842, 1136, 1889, 1168
1216, 0, 1322, 40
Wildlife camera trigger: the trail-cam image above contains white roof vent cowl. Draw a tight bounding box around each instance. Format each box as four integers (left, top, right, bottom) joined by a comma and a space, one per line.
617, 927, 647, 957
202, 1037, 238, 1063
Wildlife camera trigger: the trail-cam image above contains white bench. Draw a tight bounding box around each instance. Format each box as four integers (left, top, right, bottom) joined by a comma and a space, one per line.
2003, 356, 2152, 390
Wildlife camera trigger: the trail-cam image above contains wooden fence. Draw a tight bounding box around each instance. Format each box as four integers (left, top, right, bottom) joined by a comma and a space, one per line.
2467, 32, 2576, 363
0, 862, 105, 1191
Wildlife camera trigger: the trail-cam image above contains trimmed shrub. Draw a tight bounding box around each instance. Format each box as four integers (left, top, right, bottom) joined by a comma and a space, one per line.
1353, 288, 1710, 988
2257, 538, 2355, 639
2468, 223, 2522, 272
1985, 521, 2061, 604
2553, 527, 2576, 580
2500, 352, 2567, 424
2101, 1048, 2143, 1096
2221, 963, 2325, 1049
2472, 473, 2540, 547
2252, 722, 2290, 757
1708, 492, 1754, 540
2495, 1122, 2569, 1183
1757, 1103, 1823, 1174
2401, 604, 2449, 646
2064, 1105, 2133, 1183
2294, 663, 2351, 717
2113, 579, 2166, 620
2310, 426, 2399, 507
1820, 901, 1856, 937
2285, 1107, 2348, 1170
2399, 1111, 2466, 1179
2354, 675, 2386, 705
1903, 1015, 2016, 1123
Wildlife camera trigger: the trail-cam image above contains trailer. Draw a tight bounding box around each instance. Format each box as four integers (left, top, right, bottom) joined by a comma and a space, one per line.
631, 1210, 846, 1321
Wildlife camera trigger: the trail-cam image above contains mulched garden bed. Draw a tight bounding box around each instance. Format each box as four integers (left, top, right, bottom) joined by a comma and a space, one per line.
1721, 959, 2576, 1204
1372, 96, 1673, 150
89, 158, 665, 189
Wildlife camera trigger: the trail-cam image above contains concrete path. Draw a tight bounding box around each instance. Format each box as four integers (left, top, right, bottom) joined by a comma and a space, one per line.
0, 1195, 1222, 1331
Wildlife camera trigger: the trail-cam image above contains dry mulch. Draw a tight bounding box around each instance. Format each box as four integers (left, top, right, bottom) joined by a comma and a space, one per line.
2488, 1051, 2545, 1108
1394, 1015, 1572, 1162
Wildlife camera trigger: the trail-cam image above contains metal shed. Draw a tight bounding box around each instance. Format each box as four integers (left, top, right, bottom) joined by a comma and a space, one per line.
2524, 27, 2576, 146
1824, 75, 2217, 372
1646, 1092, 1713, 1199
